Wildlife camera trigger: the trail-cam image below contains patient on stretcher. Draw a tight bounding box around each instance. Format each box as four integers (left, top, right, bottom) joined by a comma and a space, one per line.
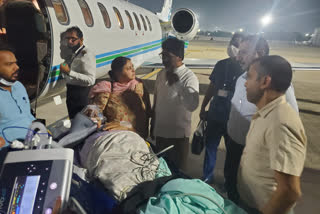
63, 57, 246, 212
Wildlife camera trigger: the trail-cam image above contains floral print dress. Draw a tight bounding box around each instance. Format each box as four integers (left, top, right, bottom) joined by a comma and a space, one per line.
90, 81, 151, 139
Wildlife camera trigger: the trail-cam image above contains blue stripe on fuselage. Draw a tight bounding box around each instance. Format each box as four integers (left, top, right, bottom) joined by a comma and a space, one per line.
95, 39, 162, 59
48, 40, 162, 83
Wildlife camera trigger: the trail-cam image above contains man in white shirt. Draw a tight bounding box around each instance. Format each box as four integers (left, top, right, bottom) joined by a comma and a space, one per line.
60, 26, 96, 119
225, 35, 299, 204
152, 37, 199, 169
238, 55, 306, 214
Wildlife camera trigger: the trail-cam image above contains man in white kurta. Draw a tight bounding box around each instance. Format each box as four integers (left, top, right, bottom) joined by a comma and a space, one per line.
153, 37, 199, 169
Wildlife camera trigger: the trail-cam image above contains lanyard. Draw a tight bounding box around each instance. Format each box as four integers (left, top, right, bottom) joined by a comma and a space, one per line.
67, 45, 85, 66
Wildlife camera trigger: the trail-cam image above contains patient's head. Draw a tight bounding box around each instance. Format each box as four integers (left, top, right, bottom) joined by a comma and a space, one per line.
109, 57, 135, 83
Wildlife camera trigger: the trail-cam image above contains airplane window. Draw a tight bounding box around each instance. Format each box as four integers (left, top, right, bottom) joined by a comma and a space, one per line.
77, 0, 94, 27
113, 7, 124, 29
145, 16, 152, 31
98, 3, 111, 28
140, 14, 147, 31
50, 0, 69, 25
125, 10, 134, 30
133, 12, 141, 31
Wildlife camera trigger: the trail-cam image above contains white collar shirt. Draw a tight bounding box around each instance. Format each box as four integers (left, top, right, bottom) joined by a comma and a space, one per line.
237, 95, 306, 210
227, 72, 299, 145
64, 45, 96, 87
153, 64, 199, 138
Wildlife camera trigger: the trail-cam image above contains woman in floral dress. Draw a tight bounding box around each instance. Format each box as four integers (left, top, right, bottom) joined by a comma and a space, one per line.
88, 56, 151, 139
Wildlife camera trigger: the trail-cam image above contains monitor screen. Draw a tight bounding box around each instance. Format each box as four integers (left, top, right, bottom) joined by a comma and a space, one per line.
8, 175, 40, 214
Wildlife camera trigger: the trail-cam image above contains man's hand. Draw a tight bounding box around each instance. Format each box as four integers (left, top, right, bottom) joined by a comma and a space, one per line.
60, 63, 70, 75
166, 71, 179, 86
0, 137, 5, 148
0, 28, 6, 34
0, 28, 7, 42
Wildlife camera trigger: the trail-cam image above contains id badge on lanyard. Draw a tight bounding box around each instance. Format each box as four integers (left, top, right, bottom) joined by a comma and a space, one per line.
217, 61, 233, 98
217, 83, 229, 98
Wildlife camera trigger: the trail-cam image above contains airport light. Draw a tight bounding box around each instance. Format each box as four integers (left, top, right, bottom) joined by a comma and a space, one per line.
305, 33, 309, 37
198, 29, 201, 32
261, 14, 272, 27
232, 32, 235, 35
239, 28, 243, 32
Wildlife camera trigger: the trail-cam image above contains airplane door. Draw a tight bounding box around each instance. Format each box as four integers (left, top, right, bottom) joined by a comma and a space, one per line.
4, 0, 51, 100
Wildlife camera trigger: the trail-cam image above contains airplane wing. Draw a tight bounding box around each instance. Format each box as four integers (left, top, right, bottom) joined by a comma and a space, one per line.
290, 62, 320, 71
142, 57, 218, 69
141, 56, 320, 70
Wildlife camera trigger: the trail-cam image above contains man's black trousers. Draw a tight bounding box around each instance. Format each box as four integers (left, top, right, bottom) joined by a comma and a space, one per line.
66, 84, 90, 119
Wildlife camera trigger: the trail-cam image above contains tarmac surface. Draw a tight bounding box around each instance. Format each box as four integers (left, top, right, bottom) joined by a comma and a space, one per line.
34, 40, 320, 213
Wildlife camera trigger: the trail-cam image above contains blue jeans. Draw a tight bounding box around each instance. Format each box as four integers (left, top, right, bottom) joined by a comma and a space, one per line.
202, 120, 228, 182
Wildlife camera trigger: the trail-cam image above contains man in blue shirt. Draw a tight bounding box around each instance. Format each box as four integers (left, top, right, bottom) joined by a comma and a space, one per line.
0, 44, 35, 149
200, 33, 244, 183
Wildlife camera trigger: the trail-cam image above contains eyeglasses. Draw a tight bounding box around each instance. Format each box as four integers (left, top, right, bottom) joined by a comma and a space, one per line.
159, 52, 176, 59
65, 37, 79, 42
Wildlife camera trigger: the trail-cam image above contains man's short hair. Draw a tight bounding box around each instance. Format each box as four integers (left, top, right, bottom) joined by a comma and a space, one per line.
162, 37, 185, 60
66, 26, 83, 39
252, 55, 292, 93
229, 33, 244, 48
0, 42, 15, 54
242, 35, 269, 56
60, 31, 66, 40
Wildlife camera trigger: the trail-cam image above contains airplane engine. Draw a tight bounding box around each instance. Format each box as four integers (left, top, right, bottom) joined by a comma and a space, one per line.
171, 8, 199, 41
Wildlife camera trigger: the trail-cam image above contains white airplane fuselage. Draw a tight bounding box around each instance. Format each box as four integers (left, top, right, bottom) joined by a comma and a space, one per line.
2, 0, 198, 101
42, 0, 163, 99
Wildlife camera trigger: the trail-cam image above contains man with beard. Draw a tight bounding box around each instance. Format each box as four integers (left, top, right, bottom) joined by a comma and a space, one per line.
225, 35, 299, 204
60, 26, 96, 119
0, 44, 35, 149
238, 55, 306, 214
152, 37, 199, 169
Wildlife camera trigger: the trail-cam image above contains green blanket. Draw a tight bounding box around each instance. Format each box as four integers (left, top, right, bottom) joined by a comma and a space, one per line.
139, 178, 247, 214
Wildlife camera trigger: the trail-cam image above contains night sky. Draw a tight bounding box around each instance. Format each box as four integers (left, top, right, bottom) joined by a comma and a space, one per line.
129, 0, 320, 34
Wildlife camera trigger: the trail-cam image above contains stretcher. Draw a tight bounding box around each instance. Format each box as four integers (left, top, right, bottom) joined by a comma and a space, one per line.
1, 113, 247, 214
